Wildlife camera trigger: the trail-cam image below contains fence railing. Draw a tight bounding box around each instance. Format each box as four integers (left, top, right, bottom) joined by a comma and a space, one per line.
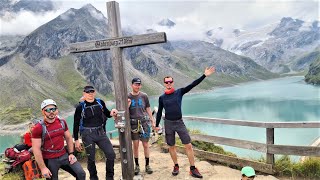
106, 129, 118, 139
173, 116, 320, 174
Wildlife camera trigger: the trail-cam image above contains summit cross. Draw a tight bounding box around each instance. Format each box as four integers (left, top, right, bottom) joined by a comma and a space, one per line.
69, 1, 167, 179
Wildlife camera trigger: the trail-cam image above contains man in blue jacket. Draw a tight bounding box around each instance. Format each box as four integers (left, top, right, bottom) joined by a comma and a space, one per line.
156, 67, 215, 178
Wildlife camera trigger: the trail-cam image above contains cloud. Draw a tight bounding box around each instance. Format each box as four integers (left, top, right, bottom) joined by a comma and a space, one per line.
116, 0, 319, 40
0, 10, 64, 36
0, 0, 318, 38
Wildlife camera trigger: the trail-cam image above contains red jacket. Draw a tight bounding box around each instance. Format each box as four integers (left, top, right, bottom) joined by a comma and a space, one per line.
24, 132, 32, 147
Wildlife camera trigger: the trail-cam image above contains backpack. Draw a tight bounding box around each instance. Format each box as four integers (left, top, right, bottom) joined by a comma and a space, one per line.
79, 98, 103, 133
22, 158, 42, 180
4, 147, 16, 159
38, 117, 66, 151
4, 148, 31, 168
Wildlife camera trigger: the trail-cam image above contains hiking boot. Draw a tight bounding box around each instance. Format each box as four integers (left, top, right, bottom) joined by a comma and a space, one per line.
134, 165, 140, 175
190, 168, 203, 178
172, 166, 179, 176
145, 165, 153, 174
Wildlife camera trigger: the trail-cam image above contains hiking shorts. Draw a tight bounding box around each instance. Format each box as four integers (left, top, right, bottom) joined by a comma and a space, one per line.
131, 118, 151, 142
164, 119, 191, 146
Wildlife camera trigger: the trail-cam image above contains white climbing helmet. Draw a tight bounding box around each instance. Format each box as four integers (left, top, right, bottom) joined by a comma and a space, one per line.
41, 99, 57, 110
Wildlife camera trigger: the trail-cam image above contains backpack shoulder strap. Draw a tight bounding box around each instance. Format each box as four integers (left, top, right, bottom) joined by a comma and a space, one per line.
58, 117, 66, 130
80, 101, 86, 112
95, 98, 103, 109
39, 118, 65, 147
39, 120, 46, 148
79, 101, 86, 132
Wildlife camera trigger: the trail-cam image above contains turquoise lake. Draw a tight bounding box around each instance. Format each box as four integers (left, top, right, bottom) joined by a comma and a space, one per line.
1, 76, 319, 160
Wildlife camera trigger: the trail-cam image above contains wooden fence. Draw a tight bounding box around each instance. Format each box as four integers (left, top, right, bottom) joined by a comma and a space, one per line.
104, 116, 319, 174
106, 129, 118, 140
174, 116, 320, 174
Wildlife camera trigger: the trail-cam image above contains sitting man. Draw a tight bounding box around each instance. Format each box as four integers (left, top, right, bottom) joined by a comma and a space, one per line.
32, 99, 86, 180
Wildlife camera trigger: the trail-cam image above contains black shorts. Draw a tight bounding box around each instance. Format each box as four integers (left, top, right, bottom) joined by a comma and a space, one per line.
164, 119, 191, 146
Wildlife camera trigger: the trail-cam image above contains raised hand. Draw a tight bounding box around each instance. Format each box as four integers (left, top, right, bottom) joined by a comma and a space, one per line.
204, 66, 215, 77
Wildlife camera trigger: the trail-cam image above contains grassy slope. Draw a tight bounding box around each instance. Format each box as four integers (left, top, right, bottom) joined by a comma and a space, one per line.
0, 56, 87, 124
305, 55, 320, 85
0, 50, 277, 125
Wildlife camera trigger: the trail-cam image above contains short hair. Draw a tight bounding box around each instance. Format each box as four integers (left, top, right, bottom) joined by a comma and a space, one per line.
163, 76, 173, 82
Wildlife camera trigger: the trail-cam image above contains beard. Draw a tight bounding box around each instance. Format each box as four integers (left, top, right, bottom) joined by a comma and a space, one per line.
45, 113, 56, 121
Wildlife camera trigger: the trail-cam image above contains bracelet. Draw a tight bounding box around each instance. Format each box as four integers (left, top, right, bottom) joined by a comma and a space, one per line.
68, 152, 74, 155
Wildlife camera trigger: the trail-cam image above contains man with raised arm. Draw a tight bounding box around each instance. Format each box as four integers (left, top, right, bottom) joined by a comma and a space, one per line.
156, 67, 215, 178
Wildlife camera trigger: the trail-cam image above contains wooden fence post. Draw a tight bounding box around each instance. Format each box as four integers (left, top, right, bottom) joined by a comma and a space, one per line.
266, 128, 275, 167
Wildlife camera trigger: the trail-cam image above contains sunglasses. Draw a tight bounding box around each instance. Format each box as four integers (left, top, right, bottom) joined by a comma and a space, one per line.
164, 81, 173, 84
85, 90, 95, 93
44, 107, 57, 113
248, 176, 255, 179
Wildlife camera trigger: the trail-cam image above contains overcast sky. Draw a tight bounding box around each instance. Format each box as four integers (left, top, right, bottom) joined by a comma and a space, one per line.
0, 0, 319, 40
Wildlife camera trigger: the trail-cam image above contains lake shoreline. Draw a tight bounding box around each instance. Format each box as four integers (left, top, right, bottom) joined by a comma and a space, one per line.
0, 110, 75, 135
0, 76, 307, 135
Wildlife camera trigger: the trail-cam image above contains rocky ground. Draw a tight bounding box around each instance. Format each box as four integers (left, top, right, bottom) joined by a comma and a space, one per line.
58, 141, 279, 180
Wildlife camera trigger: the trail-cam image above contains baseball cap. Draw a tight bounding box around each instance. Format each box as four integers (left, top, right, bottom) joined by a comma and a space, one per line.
132, 78, 141, 84
83, 85, 95, 92
241, 166, 255, 177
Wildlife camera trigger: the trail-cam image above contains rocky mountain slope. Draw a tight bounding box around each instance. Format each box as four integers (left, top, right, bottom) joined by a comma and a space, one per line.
0, 4, 276, 124
305, 54, 320, 85
206, 18, 320, 73
0, 35, 24, 58
0, 0, 55, 15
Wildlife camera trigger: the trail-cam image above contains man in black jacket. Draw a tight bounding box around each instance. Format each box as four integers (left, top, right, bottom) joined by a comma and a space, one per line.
73, 86, 118, 180
156, 67, 215, 178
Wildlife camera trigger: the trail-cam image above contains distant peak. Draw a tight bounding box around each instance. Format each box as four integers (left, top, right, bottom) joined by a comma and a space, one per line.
158, 18, 176, 28
78, 4, 104, 20
80, 3, 96, 11
279, 17, 304, 25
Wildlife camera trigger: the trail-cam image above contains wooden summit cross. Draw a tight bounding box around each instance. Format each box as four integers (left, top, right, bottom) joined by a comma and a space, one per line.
69, 1, 166, 179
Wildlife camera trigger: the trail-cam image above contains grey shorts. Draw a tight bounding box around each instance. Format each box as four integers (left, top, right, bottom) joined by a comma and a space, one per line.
131, 119, 150, 142
164, 119, 191, 146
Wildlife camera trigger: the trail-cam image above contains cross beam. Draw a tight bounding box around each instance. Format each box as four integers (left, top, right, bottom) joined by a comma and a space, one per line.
69, 1, 167, 179
69, 32, 166, 53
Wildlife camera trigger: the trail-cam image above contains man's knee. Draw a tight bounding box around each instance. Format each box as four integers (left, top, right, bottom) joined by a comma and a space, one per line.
142, 141, 149, 148
133, 140, 139, 149
169, 145, 176, 150
184, 143, 193, 151
76, 167, 86, 180
105, 150, 116, 159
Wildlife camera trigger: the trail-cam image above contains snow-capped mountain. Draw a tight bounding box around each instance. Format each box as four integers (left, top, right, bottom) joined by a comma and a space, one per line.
158, 18, 176, 28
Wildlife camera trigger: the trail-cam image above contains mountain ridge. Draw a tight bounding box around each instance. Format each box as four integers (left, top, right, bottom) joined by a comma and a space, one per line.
0, 4, 277, 124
